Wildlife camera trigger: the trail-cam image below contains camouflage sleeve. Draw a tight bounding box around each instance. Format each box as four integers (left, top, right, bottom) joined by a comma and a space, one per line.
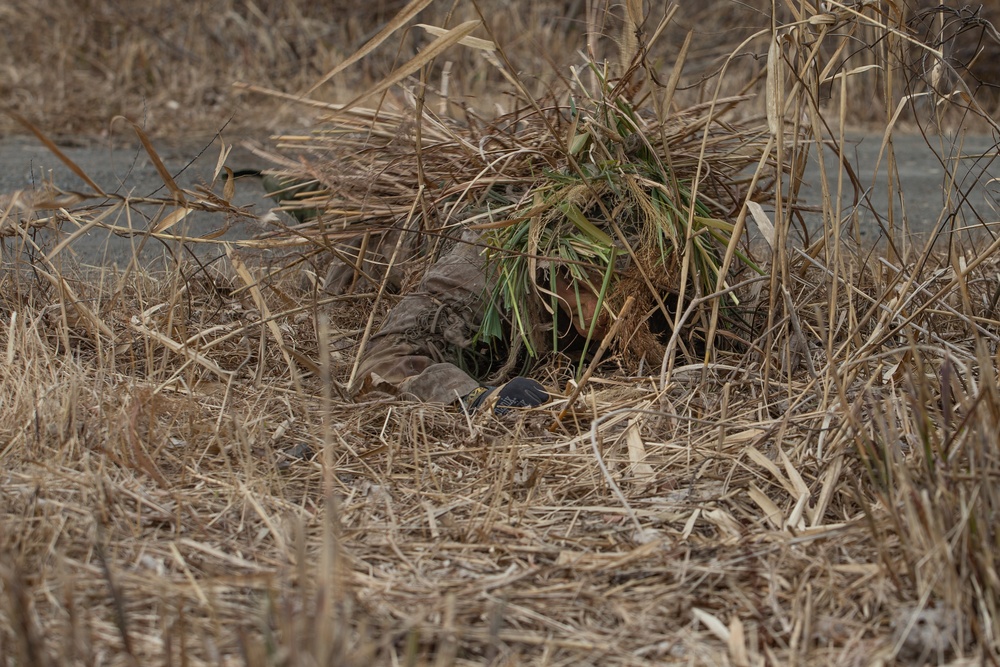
350, 231, 493, 403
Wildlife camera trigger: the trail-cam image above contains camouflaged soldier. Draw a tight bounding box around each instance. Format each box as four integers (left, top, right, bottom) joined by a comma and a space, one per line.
349, 230, 549, 414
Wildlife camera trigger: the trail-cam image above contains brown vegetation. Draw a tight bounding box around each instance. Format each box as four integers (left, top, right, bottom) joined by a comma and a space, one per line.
5, 1, 1000, 136
2, 1, 1000, 666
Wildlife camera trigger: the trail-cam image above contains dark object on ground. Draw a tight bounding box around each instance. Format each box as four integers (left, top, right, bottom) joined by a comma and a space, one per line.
277, 442, 314, 470
464, 377, 549, 416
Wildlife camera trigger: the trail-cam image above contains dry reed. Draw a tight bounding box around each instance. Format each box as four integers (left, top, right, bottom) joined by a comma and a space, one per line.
2, 1, 1000, 666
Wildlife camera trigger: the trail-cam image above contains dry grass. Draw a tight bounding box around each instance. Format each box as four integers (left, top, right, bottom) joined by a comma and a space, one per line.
3, 1, 1000, 666
5, 0, 1000, 136
1, 0, 590, 137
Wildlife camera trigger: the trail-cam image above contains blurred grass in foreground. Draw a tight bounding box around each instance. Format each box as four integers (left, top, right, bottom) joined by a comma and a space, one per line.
4, 0, 1000, 136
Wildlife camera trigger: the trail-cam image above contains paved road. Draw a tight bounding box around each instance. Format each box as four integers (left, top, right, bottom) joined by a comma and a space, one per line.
0, 135, 275, 269
1, 132, 998, 268
807, 133, 999, 247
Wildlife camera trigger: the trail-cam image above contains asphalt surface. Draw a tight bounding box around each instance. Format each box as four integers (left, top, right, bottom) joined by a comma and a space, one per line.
0, 134, 276, 270
805, 132, 1000, 247
1, 132, 998, 268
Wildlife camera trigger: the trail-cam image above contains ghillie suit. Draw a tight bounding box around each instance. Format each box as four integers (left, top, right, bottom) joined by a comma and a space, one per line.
257, 70, 767, 406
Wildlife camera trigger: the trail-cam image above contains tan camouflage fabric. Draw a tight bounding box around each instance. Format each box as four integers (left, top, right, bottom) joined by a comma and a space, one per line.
350, 231, 492, 403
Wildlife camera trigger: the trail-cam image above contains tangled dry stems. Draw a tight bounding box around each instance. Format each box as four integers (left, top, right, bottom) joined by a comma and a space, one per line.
3, 236, 1000, 665
7, 0, 1000, 136
3, 1, 1000, 665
